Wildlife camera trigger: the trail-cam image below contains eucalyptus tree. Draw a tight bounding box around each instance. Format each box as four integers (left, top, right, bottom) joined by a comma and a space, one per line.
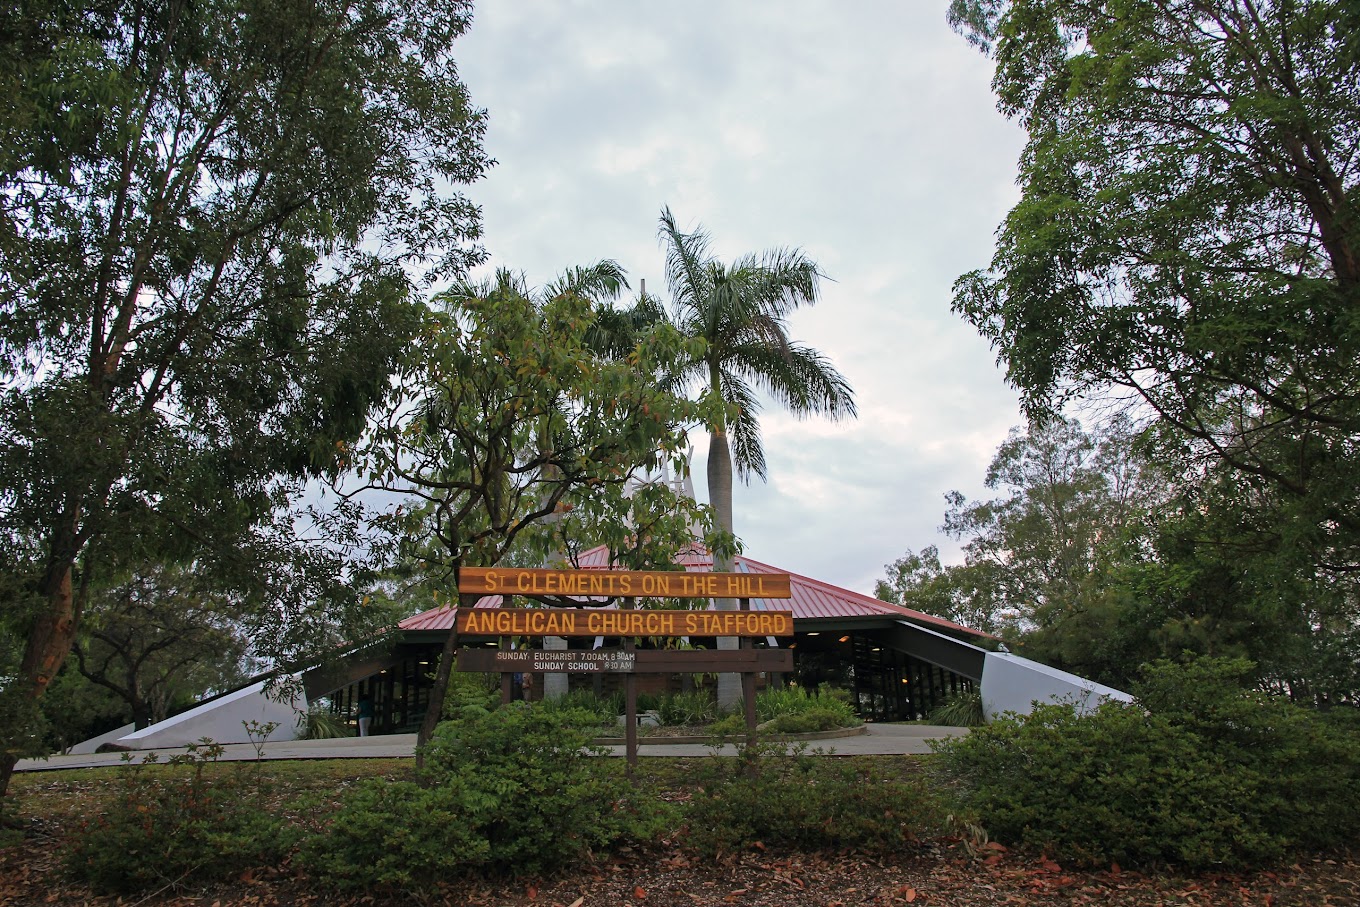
657, 207, 856, 706
0, 0, 489, 793
947, 0, 1360, 581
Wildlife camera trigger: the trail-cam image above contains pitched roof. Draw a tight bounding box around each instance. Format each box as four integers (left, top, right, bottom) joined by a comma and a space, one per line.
399, 546, 992, 640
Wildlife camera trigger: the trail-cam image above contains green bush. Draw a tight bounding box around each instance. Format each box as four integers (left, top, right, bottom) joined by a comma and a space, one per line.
301, 706, 354, 739
763, 706, 854, 734
928, 689, 986, 727
67, 742, 291, 894
932, 658, 1360, 869
536, 690, 616, 728
756, 685, 857, 726
684, 745, 944, 856
706, 712, 748, 738
301, 703, 673, 890
441, 670, 500, 719
656, 690, 717, 725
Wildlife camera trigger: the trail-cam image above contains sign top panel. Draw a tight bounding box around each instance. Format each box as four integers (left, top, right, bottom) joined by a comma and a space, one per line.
460, 567, 792, 600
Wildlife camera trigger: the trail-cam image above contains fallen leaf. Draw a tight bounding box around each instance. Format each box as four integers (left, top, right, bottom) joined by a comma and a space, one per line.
567, 898, 584, 907
634, 886, 647, 899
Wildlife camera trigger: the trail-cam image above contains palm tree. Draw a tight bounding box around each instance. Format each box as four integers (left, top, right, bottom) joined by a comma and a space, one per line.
658, 207, 857, 703
659, 207, 857, 544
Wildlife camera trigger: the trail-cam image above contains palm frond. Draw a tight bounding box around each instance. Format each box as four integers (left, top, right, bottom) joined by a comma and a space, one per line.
733, 342, 858, 421
544, 260, 629, 302
723, 376, 767, 482
659, 206, 716, 319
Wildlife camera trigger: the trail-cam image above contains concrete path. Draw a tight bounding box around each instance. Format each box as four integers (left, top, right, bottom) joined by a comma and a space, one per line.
15, 724, 966, 773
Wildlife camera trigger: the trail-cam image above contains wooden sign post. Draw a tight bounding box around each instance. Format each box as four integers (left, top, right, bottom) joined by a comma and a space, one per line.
455, 567, 794, 768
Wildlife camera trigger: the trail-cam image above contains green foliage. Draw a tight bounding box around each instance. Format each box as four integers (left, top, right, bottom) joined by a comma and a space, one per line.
762, 707, 853, 734
362, 266, 715, 579
303, 704, 672, 889
66, 742, 291, 894
933, 659, 1360, 869
656, 690, 718, 726
300, 706, 353, 740
74, 563, 252, 730
2, 0, 489, 792
756, 685, 857, 726
927, 690, 986, 728
441, 670, 500, 721
947, 0, 1360, 695
538, 689, 619, 727
684, 744, 944, 856
38, 664, 129, 753
706, 712, 748, 738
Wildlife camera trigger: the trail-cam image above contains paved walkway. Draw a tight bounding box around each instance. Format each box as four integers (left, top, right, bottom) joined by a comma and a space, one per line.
15, 724, 965, 773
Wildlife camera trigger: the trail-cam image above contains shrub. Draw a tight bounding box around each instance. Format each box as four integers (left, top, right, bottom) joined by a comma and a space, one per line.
301, 703, 673, 889
536, 690, 617, 730
656, 690, 717, 725
684, 745, 945, 856
932, 658, 1360, 869
928, 689, 986, 727
706, 712, 748, 738
441, 670, 500, 719
67, 741, 291, 894
763, 706, 853, 734
301, 706, 353, 739
756, 685, 857, 727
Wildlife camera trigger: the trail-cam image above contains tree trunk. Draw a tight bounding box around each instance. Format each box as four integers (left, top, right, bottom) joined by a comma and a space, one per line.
0, 556, 80, 798
414, 591, 472, 777
707, 429, 742, 710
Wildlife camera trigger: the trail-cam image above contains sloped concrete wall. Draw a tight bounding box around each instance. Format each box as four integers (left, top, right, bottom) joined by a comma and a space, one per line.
114, 680, 304, 750
980, 651, 1133, 719
66, 722, 135, 755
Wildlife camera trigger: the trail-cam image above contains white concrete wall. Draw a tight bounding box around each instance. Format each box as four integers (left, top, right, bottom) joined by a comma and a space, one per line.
114, 680, 304, 750
980, 651, 1133, 720
66, 722, 136, 755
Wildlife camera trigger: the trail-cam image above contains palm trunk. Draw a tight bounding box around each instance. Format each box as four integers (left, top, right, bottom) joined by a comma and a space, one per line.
707, 429, 742, 710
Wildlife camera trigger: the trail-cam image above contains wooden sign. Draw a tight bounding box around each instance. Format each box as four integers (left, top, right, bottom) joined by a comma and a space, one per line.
459, 566, 792, 600
457, 607, 794, 638
457, 648, 793, 674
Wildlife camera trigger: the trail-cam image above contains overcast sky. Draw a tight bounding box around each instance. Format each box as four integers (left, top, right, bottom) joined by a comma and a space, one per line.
451, 2, 1029, 595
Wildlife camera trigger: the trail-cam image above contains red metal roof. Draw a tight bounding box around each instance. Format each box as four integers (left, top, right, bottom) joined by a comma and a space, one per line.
398, 547, 991, 639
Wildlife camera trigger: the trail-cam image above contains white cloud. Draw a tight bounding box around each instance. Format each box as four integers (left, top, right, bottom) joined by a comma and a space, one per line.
451, 1, 1028, 595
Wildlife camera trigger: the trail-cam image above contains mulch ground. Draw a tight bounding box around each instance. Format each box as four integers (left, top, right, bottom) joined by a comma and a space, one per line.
5, 824, 1356, 907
